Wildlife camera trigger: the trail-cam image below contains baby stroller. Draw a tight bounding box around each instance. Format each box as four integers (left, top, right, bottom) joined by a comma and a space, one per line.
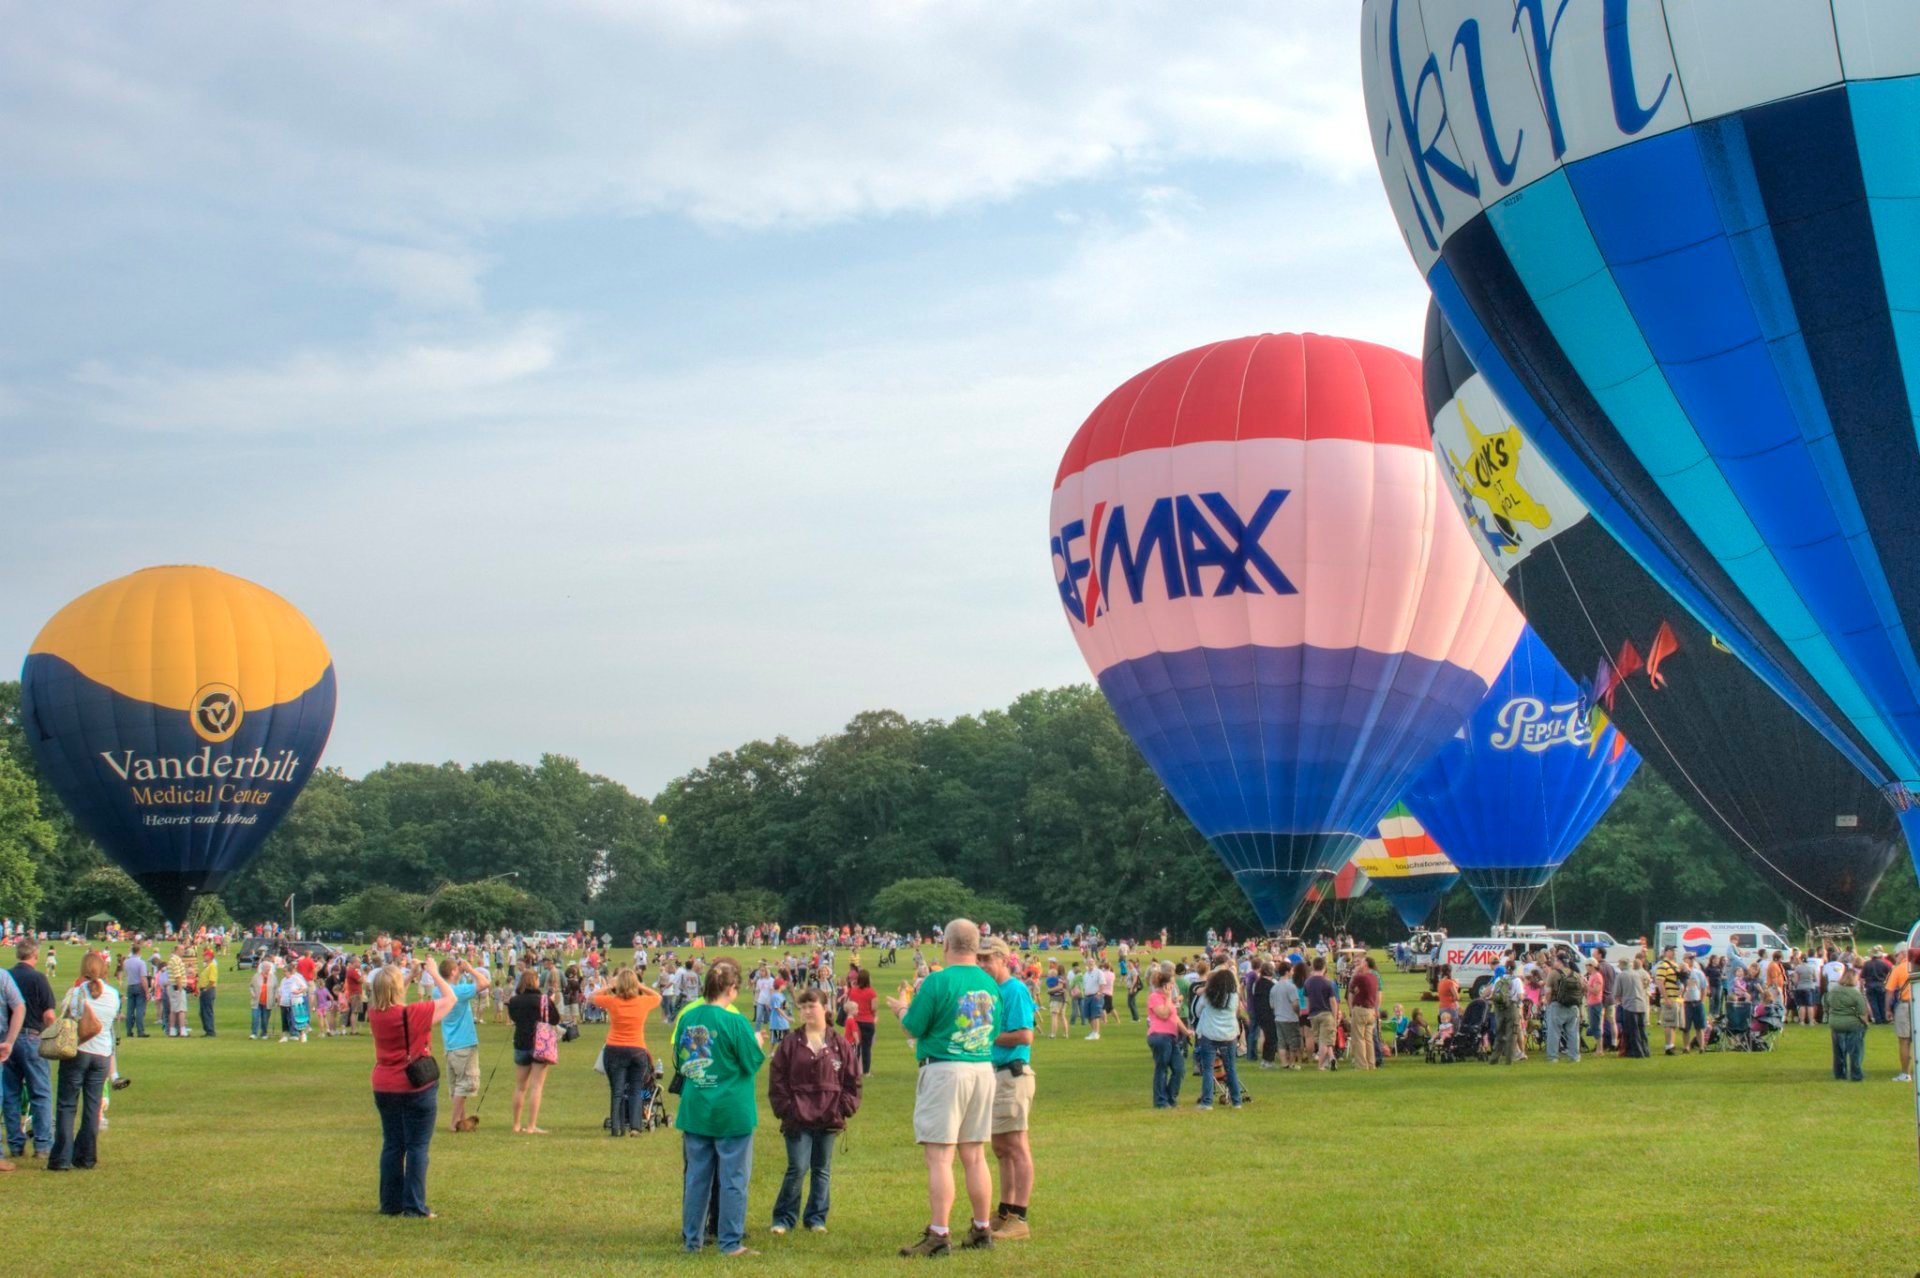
603, 1049, 671, 1134
1427, 1000, 1492, 1063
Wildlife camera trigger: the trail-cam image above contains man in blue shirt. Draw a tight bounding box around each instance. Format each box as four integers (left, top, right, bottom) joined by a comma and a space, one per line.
122, 946, 150, 1037
981, 939, 1036, 1242
437, 955, 490, 1132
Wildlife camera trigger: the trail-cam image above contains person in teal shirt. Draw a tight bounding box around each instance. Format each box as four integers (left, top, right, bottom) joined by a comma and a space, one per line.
436, 956, 489, 1133
983, 940, 1037, 1241
674, 959, 765, 1256
887, 920, 1002, 1258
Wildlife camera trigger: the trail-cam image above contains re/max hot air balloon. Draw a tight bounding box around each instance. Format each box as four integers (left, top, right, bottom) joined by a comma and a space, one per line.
1424, 299, 1904, 920
1362, 2, 1920, 866
20, 566, 336, 921
1050, 333, 1523, 930
1401, 626, 1641, 925
1351, 801, 1458, 929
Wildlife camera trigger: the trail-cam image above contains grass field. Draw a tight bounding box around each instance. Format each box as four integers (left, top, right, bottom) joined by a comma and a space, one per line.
4, 941, 1916, 1277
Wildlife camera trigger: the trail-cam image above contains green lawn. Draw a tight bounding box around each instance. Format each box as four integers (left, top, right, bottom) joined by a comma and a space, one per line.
4, 941, 1914, 1276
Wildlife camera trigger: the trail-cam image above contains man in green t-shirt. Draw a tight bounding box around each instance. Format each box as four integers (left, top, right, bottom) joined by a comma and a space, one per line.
887, 918, 1001, 1259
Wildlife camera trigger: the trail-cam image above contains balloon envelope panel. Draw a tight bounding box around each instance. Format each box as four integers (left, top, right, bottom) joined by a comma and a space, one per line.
1363, 0, 1920, 828
1050, 333, 1523, 929
20, 566, 336, 920
1401, 626, 1641, 924
1424, 299, 1902, 921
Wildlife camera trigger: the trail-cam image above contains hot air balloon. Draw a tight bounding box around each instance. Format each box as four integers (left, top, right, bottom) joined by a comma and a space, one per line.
1050, 333, 1523, 930
1302, 850, 1372, 935
20, 566, 336, 921
1361, 2, 1920, 864
1401, 626, 1641, 925
1351, 801, 1458, 930
1424, 299, 1904, 921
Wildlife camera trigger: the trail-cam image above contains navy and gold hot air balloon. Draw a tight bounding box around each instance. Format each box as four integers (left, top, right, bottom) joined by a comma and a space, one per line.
20, 566, 336, 921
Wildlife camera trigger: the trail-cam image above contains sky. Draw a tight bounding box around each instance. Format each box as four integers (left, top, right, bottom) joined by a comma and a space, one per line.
0, 2, 1430, 797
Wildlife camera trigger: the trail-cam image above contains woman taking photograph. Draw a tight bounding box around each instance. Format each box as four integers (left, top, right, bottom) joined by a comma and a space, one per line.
507, 969, 562, 1134
590, 966, 662, 1136
46, 951, 120, 1172
367, 957, 456, 1217
1145, 963, 1192, 1109
842, 967, 878, 1075
1192, 965, 1246, 1110
767, 987, 863, 1235
675, 959, 766, 1256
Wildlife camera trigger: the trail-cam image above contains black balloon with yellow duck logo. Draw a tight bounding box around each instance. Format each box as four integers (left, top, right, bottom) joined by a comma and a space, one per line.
20, 566, 336, 922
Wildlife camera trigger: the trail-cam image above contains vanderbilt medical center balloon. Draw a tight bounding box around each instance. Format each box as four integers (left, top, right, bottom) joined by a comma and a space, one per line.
1425, 300, 1904, 920
1362, 2, 1920, 849
20, 566, 336, 921
1049, 333, 1524, 930
1403, 626, 1641, 925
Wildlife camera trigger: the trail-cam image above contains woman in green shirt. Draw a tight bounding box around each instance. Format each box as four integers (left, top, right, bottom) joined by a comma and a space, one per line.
1823, 966, 1870, 1083
674, 959, 767, 1255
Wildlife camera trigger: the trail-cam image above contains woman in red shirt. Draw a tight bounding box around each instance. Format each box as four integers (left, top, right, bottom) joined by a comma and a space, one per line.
369, 957, 457, 1218
842, 967, 878, 1075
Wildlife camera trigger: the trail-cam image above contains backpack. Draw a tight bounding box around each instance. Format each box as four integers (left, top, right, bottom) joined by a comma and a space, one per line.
1553, 971, 1584, 1008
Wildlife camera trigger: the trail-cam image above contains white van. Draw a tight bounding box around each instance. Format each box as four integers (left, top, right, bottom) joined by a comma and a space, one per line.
1655, 921, 1792, 969
1537, 928, 1636, 961
1427, 935, 1562, 996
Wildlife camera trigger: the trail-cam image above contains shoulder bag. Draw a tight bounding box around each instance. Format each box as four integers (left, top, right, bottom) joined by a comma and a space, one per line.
400, 1003, 440, 1089
38, 988, 84, 1062
532, 994, 560, 1064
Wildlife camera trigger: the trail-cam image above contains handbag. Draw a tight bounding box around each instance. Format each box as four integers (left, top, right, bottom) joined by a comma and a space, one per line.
399, 1003, 440, 1089
38, 989, 84, 1061
532, 995, 560, 1064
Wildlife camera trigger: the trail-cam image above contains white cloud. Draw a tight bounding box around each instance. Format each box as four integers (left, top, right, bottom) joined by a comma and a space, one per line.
67, 319, 561, 434
0, 2, 1372, 230
319, 235, 488, 311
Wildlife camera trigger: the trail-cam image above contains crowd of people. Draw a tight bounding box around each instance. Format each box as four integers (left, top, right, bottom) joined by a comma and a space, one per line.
4, 910, 1914, 1256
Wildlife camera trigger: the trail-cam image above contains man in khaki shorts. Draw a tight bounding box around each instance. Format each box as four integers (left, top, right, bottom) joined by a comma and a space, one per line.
982, 940, 1036, 1240
887, 919, 1002, 1259
437, 955, 490, 1132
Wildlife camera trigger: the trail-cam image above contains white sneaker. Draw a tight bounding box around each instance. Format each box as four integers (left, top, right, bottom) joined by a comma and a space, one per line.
279, 1035, 288, 1043
1894, 1073, 1912, 1082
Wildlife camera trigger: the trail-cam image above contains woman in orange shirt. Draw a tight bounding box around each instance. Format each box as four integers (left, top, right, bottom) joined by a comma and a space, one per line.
592, 967, 663, 1137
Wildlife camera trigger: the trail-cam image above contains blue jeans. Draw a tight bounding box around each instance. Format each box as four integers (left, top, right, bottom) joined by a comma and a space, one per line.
125, 988, 148, 1037
683, 1132, 753, 1252
1832, 1028, 1865, 1081
1544, 1004, 1580, 1061
3, 1044, 54, 1154
48, 1052, 109, 1170
772, 1128, 836, 1229
1148, 1032, 1183, 1108
252, 1004, 273, 1037
604, 1044, 649, 1132
1194, 1036, 1242, 1107
200, 988, 218, 1035
373, 1087, 437, 1215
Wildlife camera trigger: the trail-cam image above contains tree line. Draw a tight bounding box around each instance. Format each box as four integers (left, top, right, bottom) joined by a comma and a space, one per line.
1, 679, 1915, 942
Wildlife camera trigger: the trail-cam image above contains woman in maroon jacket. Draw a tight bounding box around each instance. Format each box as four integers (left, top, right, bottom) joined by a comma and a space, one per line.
766, 987, 862, 1234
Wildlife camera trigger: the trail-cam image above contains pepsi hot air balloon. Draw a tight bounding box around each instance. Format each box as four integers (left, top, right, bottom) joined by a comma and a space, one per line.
1351, 801, 1458, 929
1402, 626, 1641, 925
1362, 1, 1920, 846
1425, 299, 1904, 920
21, 567, 336, 920
1050, 333, 1523, 930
